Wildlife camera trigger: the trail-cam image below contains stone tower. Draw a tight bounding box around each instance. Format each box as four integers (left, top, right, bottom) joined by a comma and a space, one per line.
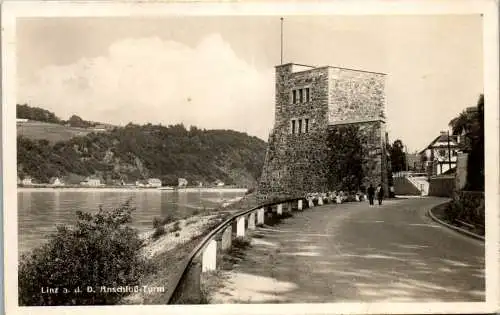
258, 63, 388, 200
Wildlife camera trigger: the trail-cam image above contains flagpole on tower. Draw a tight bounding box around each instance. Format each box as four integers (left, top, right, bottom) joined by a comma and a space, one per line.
280, 17, 284, 64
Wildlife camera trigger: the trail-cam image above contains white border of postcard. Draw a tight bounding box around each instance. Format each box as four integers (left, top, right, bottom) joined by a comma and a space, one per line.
2, 0, 499, 314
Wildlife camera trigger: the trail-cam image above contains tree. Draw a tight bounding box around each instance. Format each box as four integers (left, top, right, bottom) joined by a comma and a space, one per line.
327, 125, 364, 192
389, 139, 407, 172
449, 95, 482, 135
449, 95, 482, 152
16, 104, 62, 124
449, 94, 484, 191
419, 153, 428, 173
67, 115, 91, 128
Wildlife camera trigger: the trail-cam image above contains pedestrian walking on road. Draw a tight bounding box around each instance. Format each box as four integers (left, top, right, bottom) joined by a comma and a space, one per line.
367, 184, 375, 206
377, 184, 384, 205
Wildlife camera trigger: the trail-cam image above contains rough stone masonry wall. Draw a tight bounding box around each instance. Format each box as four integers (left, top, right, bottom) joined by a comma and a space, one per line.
258, 64, 388, 200
328, 67, 386, 123
327, 67, 388, 195
356, 121, 387, 193
258, 65, 330, 201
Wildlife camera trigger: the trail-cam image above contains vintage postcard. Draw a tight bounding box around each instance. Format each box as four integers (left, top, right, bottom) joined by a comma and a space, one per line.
2, 0, 499, 314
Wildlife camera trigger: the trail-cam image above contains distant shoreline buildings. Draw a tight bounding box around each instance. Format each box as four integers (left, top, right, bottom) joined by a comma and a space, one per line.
17, 175, 241, 190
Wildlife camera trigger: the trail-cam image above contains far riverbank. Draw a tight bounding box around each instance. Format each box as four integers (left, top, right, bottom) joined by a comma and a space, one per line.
17, 187, 249, 193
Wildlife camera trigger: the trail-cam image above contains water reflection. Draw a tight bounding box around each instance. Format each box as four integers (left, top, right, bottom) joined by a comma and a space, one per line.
18, 189, 245, 255
160, 191, 174, 218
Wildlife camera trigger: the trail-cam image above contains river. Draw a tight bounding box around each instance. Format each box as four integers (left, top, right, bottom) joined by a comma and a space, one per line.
18, 188, 247, 256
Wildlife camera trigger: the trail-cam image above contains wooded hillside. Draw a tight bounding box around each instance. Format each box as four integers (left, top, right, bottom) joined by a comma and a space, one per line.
17, 105, 267, 187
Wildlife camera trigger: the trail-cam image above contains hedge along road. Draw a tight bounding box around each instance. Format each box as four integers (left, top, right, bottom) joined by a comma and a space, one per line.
207, 197, 484, 303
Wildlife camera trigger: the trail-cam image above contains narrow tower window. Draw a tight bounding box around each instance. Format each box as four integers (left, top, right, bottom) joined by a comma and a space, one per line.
291, 120, 296, 134
292, 90, 297, 104
298, 119, 302, 134
305, 118, 309, 133
305, 88, 310, 102
299, 89, 304, 103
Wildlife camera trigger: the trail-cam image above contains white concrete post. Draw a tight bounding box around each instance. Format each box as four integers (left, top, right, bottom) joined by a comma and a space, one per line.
236, 216, 246, 237
257, 208, 265, 225
355, 194, 360, 202
221, 225, 232, 251
277, 204, 283, 215
308, 198, 314, 208
318, 197, 323, 205
248, 212, 256, 230
202, 239, 217, 272
336, 195, 342, 204
288, 202, 292, 212
298, 200, 303, 210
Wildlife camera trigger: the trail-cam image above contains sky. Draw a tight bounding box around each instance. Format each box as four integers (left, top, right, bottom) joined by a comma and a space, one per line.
17, 15, 484, 152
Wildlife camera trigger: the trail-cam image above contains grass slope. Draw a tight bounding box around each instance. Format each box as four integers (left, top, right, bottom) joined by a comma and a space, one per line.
17, 121, 95, 143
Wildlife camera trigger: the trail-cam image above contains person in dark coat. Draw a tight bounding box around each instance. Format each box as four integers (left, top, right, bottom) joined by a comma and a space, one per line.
367, 184, 375, 206
377, 184, 384, 205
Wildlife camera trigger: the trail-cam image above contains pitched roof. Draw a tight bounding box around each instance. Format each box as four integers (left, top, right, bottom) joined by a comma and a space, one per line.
419, 133, 458, 154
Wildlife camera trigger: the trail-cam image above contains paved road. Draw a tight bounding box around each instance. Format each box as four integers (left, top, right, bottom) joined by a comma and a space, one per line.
209, 197, 485, 303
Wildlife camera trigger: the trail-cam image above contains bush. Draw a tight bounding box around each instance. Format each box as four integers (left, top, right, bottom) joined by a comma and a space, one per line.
18, 200, 152, 306
170, 221, 181, 233
444, 191, 485, 235
444, 199, 463, 222
152, 225, 166, 240
152, 217, 162, 229
152, 214, 175, 229
453, 191, 485, 228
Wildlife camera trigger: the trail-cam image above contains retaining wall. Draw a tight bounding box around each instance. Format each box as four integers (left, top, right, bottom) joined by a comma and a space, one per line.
428, 175, 455, 197
393, 177, 421, 195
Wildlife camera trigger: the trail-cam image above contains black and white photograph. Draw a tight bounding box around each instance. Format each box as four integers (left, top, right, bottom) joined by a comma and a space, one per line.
2, 1, 499, 314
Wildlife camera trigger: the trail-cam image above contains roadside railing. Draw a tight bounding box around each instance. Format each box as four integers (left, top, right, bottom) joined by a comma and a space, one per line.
392, 171, 428, 178
393, 171, 430, 196
165, 196, 303, 303
166, 192, 364, 304
406, 176, 429, 196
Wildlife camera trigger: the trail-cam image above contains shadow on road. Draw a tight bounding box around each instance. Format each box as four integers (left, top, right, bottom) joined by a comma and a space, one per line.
208, 198, 484, 303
